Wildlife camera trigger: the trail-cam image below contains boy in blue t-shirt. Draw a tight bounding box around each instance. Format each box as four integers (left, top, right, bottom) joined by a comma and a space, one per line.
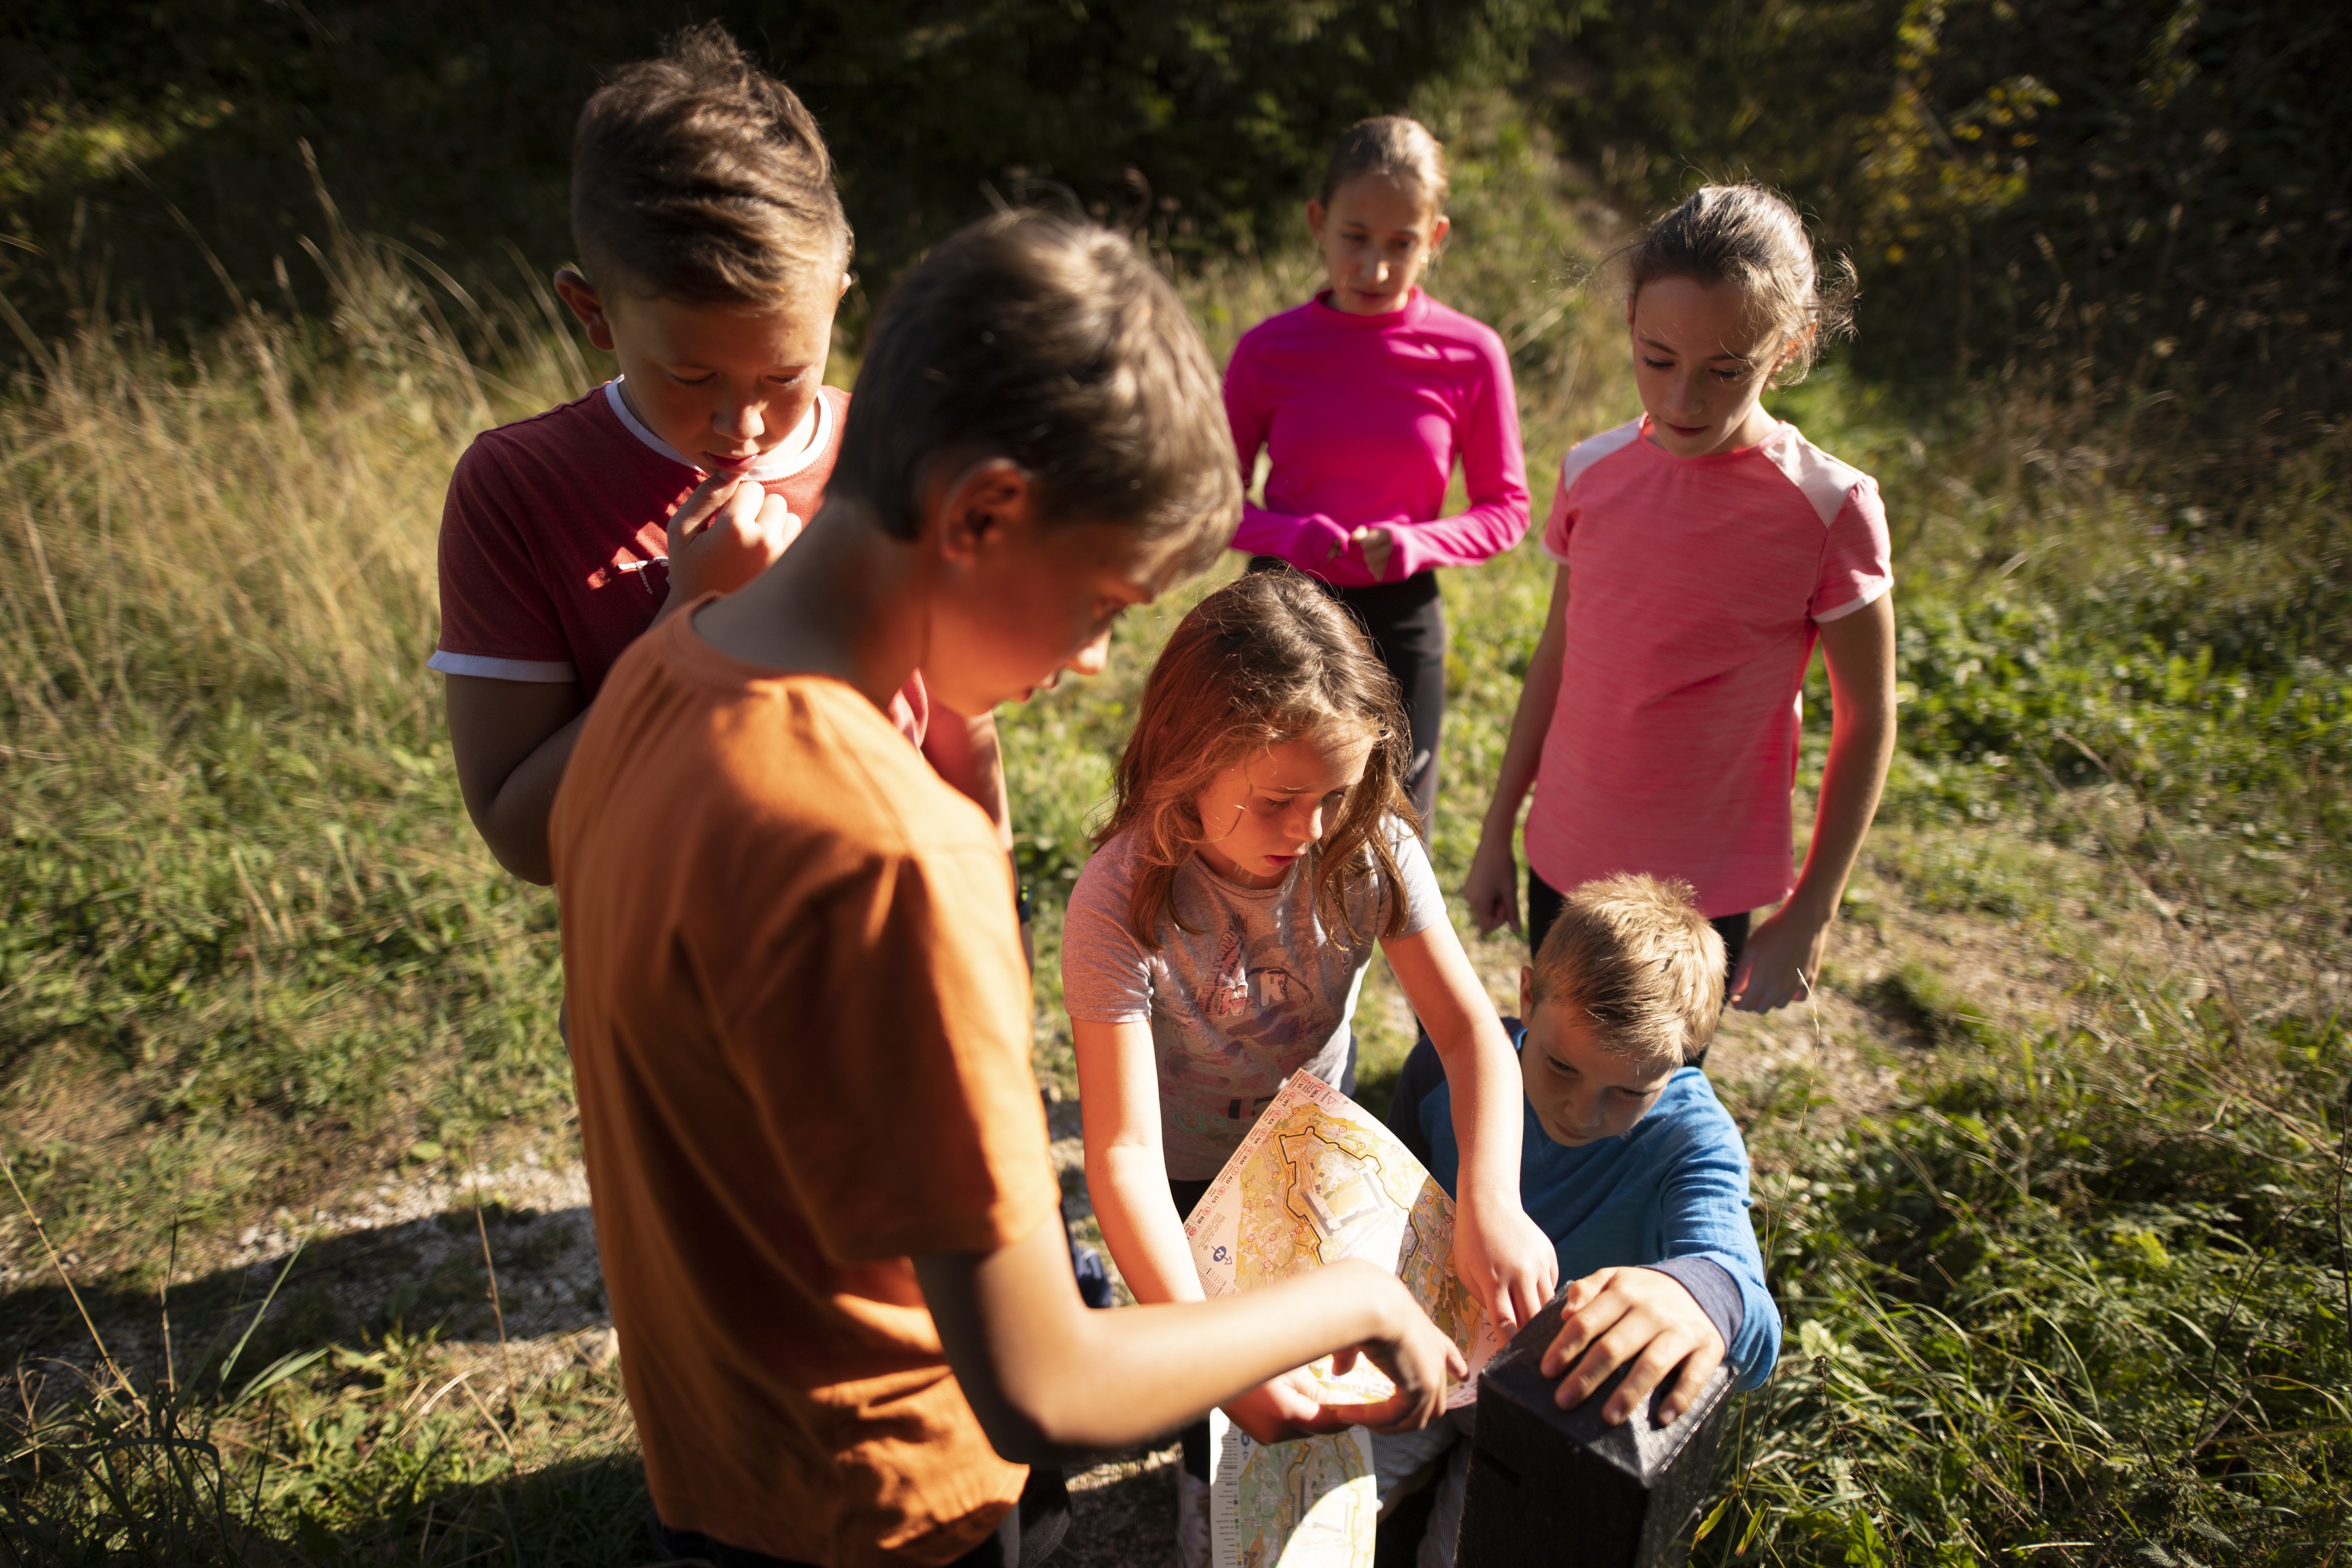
1380, 872, 1783, 1567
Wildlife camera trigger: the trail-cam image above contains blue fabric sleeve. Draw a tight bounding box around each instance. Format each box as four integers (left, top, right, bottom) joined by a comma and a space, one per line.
1641, 1257, 1743, 1358
1388, 1033, 1447, 1172
1653, 1098, 1782, 1390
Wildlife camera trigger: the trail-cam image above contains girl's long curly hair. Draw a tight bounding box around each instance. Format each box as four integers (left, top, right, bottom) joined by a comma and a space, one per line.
1099, 568, 1418, 950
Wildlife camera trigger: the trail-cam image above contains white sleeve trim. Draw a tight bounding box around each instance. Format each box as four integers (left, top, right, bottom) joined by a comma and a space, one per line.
1541, 418, 1642, 566
1812, 575, 1891, 624
428, 650, 578, 682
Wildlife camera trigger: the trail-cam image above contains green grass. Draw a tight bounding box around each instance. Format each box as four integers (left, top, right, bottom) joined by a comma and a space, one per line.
5, 103, 2350, 1566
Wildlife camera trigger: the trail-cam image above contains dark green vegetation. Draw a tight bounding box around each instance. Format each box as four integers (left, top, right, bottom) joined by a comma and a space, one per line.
3, 6, 2348, 1565
1546, 0, 2351, 499
2, 0, 1559, 335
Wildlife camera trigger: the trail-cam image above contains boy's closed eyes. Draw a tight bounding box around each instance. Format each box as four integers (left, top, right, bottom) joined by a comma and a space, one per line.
1517, 962, 1680, 1147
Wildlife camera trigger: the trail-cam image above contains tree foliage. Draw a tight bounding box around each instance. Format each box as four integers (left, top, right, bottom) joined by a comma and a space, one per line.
1535, 0, 2351, 492
0, 0, 1575, 335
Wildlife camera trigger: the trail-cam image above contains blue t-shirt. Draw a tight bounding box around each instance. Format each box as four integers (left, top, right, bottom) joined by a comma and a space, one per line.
1415, 1047, 1781, 1390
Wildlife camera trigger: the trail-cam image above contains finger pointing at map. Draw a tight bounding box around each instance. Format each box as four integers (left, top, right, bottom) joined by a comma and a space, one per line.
1184, 1071, 1505, 1567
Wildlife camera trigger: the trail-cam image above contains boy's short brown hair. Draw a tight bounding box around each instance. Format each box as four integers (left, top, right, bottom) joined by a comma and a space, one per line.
1531, 874, 1726, 1068
830, 210, 1239, 572
571, 23, 850, 301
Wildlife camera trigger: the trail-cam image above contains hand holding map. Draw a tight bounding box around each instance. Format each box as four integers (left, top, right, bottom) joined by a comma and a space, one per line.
1182, 1070, 1513, 1568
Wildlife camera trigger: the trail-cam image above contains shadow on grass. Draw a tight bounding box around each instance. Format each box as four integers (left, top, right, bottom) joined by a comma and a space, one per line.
316, 1450, 653, 1568
1, 1201, 607, 1377
1, 1441, 653, 1568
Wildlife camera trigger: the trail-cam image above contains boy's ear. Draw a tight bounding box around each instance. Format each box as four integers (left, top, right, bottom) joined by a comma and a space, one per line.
552, 267, 617, 353
1518, 964, 1535, 1024
929, 457, 1040, 567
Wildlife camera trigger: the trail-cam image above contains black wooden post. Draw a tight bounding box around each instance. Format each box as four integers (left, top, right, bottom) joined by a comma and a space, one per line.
1452, 1287, 1735, 1567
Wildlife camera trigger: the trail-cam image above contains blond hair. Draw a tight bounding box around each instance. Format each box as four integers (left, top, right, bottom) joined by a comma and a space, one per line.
1627, 184, 1857, 384
1318, 116, 1449, 209
1531, 874, 1725, 1068
1100, 570, 1416, 951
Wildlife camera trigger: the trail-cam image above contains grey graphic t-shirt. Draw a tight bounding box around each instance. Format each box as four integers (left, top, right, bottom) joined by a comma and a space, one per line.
1061, 821, 1445, 1179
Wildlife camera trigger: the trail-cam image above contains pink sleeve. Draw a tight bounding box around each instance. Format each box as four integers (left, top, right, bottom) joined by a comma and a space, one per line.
1233, 499, 1352, 564
436, 438, 572, 666
1223, 342, 1350, 564
1810, 478, 1893, 621
1385, 332, 1530, 580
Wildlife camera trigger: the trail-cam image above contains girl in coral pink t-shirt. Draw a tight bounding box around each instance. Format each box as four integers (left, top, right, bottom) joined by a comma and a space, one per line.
1466, 185, 1897, 1015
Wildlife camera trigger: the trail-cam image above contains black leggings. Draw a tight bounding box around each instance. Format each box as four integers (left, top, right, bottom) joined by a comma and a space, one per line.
1526, 866, 1751, 988
1250, 558, 1446, 826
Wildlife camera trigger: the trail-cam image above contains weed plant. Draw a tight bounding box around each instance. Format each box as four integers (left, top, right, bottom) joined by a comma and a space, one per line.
4, 106, 2349, 1565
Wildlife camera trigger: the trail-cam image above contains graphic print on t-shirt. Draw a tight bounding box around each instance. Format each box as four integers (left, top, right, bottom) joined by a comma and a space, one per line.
1195, 928, 1314, 1043
1060, 825, 1448, 1179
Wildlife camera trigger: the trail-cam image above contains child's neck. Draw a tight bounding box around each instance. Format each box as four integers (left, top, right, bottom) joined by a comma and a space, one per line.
692, 502, 927, 711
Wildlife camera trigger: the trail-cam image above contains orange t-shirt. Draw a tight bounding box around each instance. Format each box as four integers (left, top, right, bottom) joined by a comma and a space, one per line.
548, 606, 1059, 1567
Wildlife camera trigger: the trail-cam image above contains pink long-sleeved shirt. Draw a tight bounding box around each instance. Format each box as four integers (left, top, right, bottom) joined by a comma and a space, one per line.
1223, 287, 1529, 586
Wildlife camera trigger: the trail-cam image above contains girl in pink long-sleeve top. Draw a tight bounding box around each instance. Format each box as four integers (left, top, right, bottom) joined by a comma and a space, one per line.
1224, 116, 1529, 825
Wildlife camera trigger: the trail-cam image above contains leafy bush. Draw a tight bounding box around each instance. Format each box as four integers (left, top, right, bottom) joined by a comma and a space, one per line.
1706, 1002, 2352, 1565
1539, 0, 2352, 491
1, 0, 1574, 337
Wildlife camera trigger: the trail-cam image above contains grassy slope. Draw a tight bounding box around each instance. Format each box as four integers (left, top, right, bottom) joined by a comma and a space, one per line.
3, 106, 2349, 1565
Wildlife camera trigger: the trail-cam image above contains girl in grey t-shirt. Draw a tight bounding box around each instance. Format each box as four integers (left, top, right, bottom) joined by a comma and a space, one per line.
1060, 572, 1556, 1554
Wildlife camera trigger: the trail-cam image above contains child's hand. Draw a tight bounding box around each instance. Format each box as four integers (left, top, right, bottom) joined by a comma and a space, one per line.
1727, 899, 1831, 1012
1322, 1266, 1467, 1435
662, 472, 801, 613
1462, 832, 1520, 936
1351, 525, 1396, 580
1220, 1367, 1356, 1443
1539, 1266, 1726, 1426
1454, 1193, 1558, 1336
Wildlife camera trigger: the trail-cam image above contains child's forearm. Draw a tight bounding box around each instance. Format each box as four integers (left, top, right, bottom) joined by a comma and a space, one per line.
1086, 1143, 1207, 1307
444, 676, 589, 886
1791, 704, 1893, 915
1384, 932, 1522, 1211
917, 1218, 1442, 1462
1386, 495, 1530, 577
1433, 1013, 1524, 1215
1791, 595, 1897, 918
1476, 566, 1569, 846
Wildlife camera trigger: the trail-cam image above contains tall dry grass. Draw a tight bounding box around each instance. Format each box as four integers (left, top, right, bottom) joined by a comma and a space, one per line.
0, 108, 2346, 1566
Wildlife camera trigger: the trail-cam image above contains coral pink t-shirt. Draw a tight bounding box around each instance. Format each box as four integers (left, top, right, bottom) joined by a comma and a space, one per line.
1524, 417, 1891, 918
431, 381, 928, 742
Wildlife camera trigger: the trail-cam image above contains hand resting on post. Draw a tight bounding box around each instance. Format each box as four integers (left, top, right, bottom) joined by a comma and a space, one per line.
1537, 1265, 1727, 1427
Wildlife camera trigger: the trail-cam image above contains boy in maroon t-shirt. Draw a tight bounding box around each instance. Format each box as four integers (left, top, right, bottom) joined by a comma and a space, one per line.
434, 26, 1006, 887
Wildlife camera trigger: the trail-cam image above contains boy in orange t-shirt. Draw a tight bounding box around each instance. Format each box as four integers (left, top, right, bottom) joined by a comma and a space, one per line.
551, 213, 1464, 1567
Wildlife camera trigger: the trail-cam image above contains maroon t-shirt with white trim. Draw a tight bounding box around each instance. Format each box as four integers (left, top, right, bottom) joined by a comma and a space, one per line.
431, 381, 928, 740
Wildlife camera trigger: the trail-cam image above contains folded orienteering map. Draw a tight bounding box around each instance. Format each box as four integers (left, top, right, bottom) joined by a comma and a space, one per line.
1184, 1071, 1507, 1568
